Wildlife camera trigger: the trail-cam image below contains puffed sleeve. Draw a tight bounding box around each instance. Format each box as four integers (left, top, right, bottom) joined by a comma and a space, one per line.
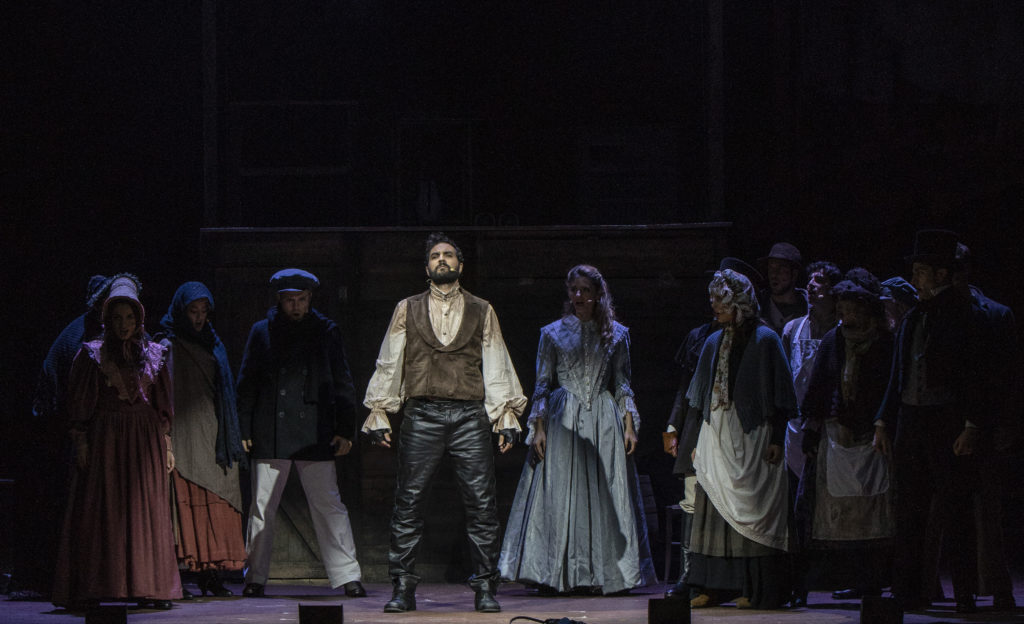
481, 305, 527, 432
611, 327, 640, 432
525, 328, 557, 443
150, 357, 174, 436
362, 300, 409, 433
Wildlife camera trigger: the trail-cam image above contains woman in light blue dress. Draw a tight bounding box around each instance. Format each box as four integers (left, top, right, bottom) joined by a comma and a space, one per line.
499, 265, 656, 595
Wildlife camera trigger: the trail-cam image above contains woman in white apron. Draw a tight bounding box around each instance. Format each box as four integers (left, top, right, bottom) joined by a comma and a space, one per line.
796, 269, 895, 600
684, 269, 797, 609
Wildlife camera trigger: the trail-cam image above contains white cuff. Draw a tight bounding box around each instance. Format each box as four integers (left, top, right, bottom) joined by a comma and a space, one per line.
360, 408, 392, 433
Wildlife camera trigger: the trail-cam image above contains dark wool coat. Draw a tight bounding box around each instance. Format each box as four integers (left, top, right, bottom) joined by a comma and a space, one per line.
667, 321, 718, 476
236, 307, 357, 460
875, 287, 991, 429
801, 327, 894, 437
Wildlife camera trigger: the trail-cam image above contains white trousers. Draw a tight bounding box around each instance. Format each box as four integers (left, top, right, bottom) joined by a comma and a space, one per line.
245, 459, 361, 588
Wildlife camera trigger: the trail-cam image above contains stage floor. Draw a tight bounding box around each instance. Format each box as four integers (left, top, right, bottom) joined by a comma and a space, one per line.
3, 582, 1024, 623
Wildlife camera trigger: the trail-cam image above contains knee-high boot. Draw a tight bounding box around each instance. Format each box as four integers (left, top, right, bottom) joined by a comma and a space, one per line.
665, 511, 693, 599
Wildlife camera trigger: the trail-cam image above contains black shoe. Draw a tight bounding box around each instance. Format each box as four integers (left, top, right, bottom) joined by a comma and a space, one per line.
242, 583, 265, 598
180, 587, 195, 600
791, 591, 808, 608
137, 599, 172, 610
665, 580, 689, 599
343, 581, 366, 597
894, 595, 927, 612
832, 588, 861, 600
63, 599, 99, 612
383, 578, 416, 613
475, 589, 501, 613
994, 594, 1016, 610
199, 570, 233, 597
955, 595, 977, 613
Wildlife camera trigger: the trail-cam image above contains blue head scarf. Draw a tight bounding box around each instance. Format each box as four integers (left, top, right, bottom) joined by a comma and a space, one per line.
161, 282, 246, 469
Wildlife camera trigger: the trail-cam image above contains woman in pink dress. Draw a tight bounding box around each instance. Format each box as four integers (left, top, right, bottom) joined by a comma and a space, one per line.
52, 274, 182, 610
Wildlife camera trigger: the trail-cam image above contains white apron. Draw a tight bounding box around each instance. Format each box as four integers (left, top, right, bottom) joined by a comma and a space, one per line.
694, 404, 789, 551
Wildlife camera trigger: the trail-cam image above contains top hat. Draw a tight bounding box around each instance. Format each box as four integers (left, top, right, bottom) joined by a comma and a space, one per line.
758, 242, 802, 270
270, 268, 320, 292
905, 229, 959, 268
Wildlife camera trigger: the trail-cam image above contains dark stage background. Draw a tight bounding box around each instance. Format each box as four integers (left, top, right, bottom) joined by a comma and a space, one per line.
2, 1, 1022, 581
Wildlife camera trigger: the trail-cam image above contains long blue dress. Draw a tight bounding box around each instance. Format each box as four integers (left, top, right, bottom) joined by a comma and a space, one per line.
498, 316, 657, 593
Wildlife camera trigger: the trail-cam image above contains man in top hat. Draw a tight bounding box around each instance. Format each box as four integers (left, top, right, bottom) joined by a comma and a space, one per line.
237, 268, 365, 598
873, 230, 991, 613
950, 243, 1018, 610
663, 256, 764, 600
759, 242, 808, 335
363, 232, 526, 614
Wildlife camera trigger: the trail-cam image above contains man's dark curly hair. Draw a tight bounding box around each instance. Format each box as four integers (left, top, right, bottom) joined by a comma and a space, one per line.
806, 260, 842, 287
424, 232, 464, 265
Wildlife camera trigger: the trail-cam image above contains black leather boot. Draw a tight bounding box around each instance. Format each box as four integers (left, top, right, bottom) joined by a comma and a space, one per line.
473, 580, 500, 613
665, 511, 693, 599
199, 569, 233, 597
383, 576, 417, 613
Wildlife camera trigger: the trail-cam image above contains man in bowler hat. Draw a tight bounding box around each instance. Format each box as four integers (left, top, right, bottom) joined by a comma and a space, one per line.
237, 269, 365, 598
873, 230, 991, 613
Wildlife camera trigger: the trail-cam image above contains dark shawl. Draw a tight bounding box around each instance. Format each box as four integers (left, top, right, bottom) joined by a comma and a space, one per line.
160, 281, 246, 468
687, 321, 797, 446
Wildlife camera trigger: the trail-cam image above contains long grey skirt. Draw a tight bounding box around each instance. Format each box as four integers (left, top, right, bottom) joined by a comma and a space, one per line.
498, 388, 657, 593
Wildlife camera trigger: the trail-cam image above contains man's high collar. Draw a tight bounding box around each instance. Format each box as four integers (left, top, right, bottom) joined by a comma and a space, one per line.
429, 281, 462, 301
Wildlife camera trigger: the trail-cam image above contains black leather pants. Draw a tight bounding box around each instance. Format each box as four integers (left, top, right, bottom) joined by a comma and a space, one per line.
388, 399, 499, 589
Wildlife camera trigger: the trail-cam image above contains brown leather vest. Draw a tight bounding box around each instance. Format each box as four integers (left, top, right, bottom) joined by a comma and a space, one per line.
403, 289, 487, 401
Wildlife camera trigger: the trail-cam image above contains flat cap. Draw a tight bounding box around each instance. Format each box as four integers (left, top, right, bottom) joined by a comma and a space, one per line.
270, 268, 319, 292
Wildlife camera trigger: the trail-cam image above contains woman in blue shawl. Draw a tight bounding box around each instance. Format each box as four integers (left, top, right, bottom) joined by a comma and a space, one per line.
684, 269, 797, 609
159, 281, 247, 597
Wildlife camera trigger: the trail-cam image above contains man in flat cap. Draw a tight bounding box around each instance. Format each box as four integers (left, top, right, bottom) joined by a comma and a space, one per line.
759, 242, 808, 335
237, 268, 365, 598
363, 232, 526, 614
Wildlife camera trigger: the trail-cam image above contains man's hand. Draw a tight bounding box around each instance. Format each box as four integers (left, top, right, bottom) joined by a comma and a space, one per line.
763, 443, 783, 464
331, 435, 354, 456
532, 427, 547, 462
166, 449, 175, 473
953, 427, 979, 456
498, 429, 519, 454
873, 427, 891, 456
367, 429, 392, 449
666, 433, 678, 458
242, 439, 252, 453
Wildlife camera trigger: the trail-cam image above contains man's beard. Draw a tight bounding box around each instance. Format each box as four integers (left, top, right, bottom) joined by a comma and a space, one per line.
429, 265, 461, 285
